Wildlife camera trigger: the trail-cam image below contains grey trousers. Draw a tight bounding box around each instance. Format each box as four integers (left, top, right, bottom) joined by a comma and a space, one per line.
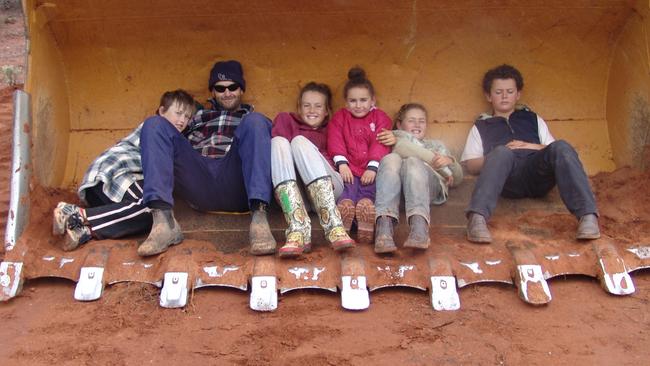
375, 153, 443, 224
271, 136, 343, 199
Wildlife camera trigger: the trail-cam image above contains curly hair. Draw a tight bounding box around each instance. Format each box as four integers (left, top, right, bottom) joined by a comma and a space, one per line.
482, 64, 524, 94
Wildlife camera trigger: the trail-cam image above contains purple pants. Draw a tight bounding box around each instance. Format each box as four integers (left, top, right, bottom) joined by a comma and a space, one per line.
337, 176, 376, 204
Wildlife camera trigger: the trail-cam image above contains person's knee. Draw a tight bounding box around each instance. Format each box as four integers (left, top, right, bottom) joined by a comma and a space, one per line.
239, 112, 272, 134
142, 115, 175, 136
290, 135, 311, 151
548, 140, 577, 157
379, 153, 402, 171
487, 145, 514, 163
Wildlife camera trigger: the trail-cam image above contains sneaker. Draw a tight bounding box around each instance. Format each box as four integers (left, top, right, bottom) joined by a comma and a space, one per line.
336, 199, 355, 232
53, 202, 83, 236
62, 223, 92, 251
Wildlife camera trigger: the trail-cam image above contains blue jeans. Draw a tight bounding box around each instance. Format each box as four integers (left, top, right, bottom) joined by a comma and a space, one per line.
140, 113, 273, 212
375, 153, 443, 223
467, 140, 598, 220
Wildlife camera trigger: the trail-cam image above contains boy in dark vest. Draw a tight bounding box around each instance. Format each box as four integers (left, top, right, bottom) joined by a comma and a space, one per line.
460, 64, 600, 243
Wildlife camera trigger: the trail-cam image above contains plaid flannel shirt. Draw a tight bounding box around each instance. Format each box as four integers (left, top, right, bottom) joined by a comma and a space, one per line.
184, 101, 253, 158
78, 123, 144, 204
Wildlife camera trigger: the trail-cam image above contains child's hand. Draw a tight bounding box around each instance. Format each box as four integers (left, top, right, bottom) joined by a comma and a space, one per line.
360, 170, 376, 185
376, 129, 396, 146
339, 164, 354, 184
430, 154, 453, 169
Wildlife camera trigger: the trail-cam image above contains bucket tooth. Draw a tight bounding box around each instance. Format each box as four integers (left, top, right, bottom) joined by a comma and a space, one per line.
74, 247, 109, 301
159, 253, 192, 308
160, 272, 189, 308
0, 261, 24, 301
593, 241, 635, 295
340, 254, 369, 311
428, 257, 460, 311
250, 256, 277, 312
510, 247, 552, 305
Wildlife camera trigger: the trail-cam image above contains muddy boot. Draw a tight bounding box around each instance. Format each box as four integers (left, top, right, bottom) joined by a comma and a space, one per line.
53, 202, 93, 251
307, 177, 355, 251
374, 216, 397, 254
137, 209, 183, 256
355, 198, 376, 244
336, 198, 355, 233
275, 180, 311, 258
403, 215, 430, 249
466, 212, 492, 244
249, 202, 277, 255
576, 213, 600, 240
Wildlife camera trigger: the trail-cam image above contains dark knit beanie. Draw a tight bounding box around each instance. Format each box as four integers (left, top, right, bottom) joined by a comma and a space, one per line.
208, 60, 246, 92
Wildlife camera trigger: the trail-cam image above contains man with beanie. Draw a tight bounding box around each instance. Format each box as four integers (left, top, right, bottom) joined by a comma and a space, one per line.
138, 60, 276, 256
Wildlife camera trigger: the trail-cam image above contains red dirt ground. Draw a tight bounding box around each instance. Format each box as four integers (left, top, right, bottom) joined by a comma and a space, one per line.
1, 4, 649, 365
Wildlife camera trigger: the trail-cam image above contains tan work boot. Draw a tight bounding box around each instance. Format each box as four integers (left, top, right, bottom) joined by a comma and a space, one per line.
374, 215, 397, 254
403, 215, 430, 249
307, 177, 355, 251
274, 180, 311, 258
249, 202, 277, 255
466, 212, 492, 244
576, 213, 600, 240
137, 209, 183, 256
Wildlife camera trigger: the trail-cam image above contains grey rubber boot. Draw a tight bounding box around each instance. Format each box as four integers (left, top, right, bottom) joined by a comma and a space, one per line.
576, 213, 600, 240
137, 209, 183, 256
466, 212, 492, 244
403, 215, 430, 249
249, 202, 277, 255
374, 215, 397, 254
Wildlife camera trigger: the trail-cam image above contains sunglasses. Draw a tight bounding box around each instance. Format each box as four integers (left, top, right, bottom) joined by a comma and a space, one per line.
213, 83, 241, 93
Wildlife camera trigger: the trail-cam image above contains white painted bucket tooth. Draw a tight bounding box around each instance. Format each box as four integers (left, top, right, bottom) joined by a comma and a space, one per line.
428, 257, 460, 311
250, 256, 277, 312
74, 247, 109, 301
510, 247, 551, 305
340, 255, 369, 310
74, 267, 105, 301
160, 272, 189, 308
0, 261, 24, 301
593, 242, 635, 295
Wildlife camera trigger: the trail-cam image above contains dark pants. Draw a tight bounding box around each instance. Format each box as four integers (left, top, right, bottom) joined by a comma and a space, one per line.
338, 176, 376, 204
140, 113, 273, 212
83, 180, 152, 239
467, 140, 598, 220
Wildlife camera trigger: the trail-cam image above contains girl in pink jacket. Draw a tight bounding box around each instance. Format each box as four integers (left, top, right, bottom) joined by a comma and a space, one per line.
327, 67, 391, 243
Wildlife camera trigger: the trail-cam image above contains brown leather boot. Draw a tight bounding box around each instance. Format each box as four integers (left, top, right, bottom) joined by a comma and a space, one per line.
374, 216, 397, 254
249, 202, 277, 255
137, 209, 183, 256
576, 214, 600, 240
403, 215, 430, 249
466, 212, 492, 244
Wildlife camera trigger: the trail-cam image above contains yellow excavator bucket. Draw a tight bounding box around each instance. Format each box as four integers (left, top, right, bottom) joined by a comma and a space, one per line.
1, 0, 649, 309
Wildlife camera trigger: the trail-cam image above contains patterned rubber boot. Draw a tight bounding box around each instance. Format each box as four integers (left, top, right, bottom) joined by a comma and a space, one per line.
274, 180, 311, 258
306, 177, 355, 252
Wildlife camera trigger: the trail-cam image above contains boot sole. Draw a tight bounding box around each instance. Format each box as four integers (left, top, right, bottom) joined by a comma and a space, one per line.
137, 235, 183, 256
337, 200, 355, 232
466, 233, 492, 244
278, 246, 304, 258
332, 239, 355, 251
355, 199, 375, 244
374, 242, 397, 254
403, 239, 430, 249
